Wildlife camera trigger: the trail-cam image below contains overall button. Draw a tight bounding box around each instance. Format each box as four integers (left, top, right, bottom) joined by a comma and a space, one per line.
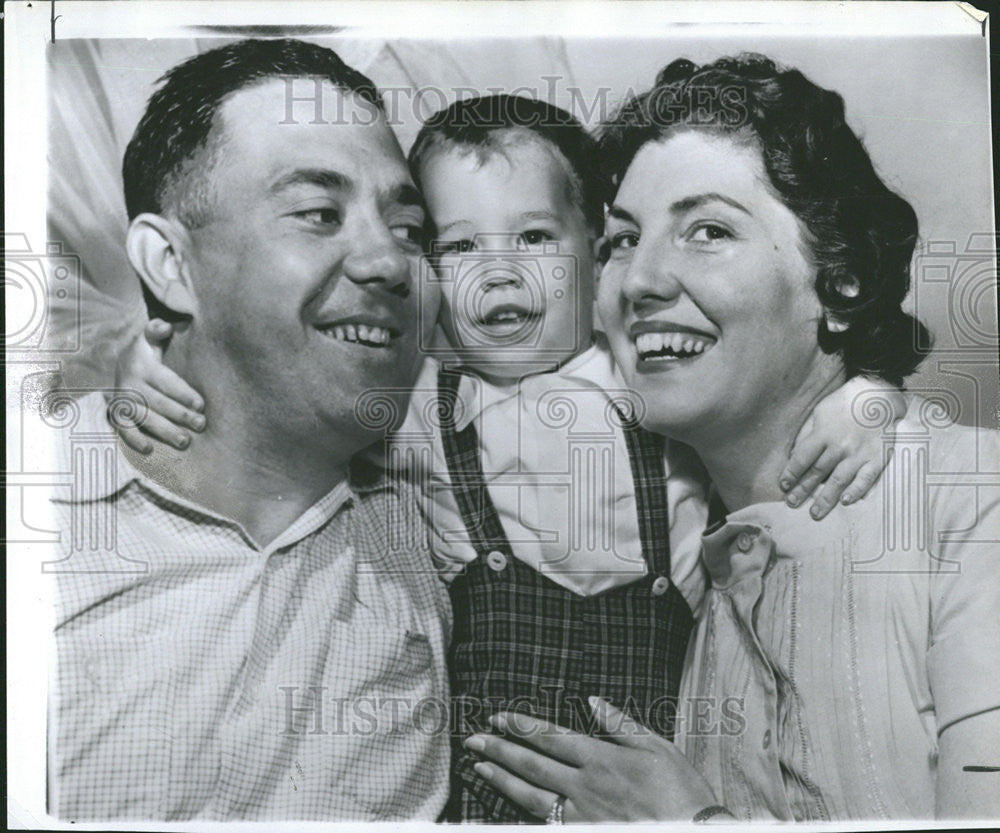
736, 531, 755, 553
763, 728, 772, 749
651, 576, 670, 596
486, 550, 508, 572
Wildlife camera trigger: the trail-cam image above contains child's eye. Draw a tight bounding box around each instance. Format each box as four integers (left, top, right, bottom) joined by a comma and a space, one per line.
517, 229, 554, 249
688, 223, 733, 244
436, 239, 475, 255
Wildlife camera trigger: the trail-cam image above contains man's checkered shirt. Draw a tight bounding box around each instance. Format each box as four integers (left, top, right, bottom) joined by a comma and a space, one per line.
48, 394, 451, 821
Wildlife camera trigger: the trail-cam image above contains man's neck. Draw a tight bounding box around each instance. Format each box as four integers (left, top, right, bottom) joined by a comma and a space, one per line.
693, 368, 846, 514
123, 392, 351, 548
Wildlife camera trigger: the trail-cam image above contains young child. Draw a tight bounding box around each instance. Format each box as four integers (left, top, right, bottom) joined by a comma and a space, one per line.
113, 95, 904, 822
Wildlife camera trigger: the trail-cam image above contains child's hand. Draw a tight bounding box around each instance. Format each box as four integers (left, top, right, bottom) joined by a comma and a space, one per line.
108, 319, 205, 454
780, 376, 907, 519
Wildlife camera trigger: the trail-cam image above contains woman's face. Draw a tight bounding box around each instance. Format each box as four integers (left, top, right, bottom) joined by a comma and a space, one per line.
598, 130, 830, 441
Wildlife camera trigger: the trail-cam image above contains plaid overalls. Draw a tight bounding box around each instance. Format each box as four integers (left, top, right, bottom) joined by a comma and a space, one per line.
436, 369, 695, 823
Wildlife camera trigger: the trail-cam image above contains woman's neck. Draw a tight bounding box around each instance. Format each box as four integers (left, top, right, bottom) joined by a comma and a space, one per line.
695, 368, 846, 513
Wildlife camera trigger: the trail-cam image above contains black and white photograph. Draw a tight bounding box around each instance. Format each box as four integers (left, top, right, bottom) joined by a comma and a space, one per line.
5, 1, 999, 828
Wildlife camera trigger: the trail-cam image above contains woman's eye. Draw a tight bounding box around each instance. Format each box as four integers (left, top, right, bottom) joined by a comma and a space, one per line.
518, 229, 554, 248
609, 230, 639, 251
688, 223, 732, 243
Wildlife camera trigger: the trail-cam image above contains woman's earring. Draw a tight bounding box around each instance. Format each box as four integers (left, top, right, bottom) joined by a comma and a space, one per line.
826, 315, 849, 333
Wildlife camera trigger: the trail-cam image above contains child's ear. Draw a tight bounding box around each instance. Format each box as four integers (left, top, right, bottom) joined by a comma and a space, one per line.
126, 214, 198, 317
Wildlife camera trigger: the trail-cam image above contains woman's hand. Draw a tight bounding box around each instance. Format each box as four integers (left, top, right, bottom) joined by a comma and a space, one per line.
108, 319, 205, 454
780, 376, 907, 519
465, 697, 722, 822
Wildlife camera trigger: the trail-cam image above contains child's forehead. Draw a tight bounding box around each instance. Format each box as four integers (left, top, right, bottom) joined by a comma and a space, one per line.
422, 129, 575, 183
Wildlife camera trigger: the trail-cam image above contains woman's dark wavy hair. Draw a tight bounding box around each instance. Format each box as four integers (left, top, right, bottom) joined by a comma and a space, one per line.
599, 54, 931, 386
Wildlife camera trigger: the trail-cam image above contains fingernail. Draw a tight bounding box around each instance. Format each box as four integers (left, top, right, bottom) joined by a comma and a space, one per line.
779, 478, 792, 491
786, 494, 799, 507
141, 444, 153, 455
192, 399, 205, 412
489, 713, 506, 730
810, 505, 822, 519
841, 493, 854, 505
190, 414, 206, 430
465, 735, 485, 752
473, 763, 494, 779
176, 434, 189, 449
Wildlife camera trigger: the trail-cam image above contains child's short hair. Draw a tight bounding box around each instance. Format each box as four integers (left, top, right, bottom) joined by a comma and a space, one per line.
408, 94, 605, 233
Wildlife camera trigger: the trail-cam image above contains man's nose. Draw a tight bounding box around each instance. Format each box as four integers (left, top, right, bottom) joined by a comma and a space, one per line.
342, 222, 413, 297
621, 239, 683, 310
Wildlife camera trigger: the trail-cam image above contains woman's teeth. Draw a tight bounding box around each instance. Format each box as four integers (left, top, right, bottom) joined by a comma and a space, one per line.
635, 331, 713, 360
320, 324, 392, 346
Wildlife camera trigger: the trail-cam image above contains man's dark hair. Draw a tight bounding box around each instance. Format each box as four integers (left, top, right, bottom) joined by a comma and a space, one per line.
599, 54, 931, 386
122, 38, 382, 318
407, 94, 605, 234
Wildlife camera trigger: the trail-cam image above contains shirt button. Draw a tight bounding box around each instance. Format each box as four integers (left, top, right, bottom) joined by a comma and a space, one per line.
651, 576, 670, 596
763, 728, 772, 749
736, 531, 755, 553
486, 550, 508, 572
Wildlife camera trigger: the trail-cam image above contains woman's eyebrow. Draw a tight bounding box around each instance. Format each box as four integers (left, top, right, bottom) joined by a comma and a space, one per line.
607, 205, 638, 224
670, 192, 752, 216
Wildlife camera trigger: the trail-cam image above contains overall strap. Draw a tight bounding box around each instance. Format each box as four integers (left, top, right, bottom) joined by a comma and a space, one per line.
618, 413, 673, 577
436, 369, 512, 557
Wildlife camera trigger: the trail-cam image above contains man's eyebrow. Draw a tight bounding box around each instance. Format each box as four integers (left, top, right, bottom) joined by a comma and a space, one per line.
669, 192, 752, 216
385, 183, 425, 209
269, 168, 353, 194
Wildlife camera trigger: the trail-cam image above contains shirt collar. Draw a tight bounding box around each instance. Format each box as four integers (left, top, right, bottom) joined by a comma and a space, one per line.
50, 393, 393, 550
449, 336, 616, 432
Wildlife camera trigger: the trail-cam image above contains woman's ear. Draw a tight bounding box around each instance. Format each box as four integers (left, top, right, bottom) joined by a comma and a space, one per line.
126, 214, 198, 317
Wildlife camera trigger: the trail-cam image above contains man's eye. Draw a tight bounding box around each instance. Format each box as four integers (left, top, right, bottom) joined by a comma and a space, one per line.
297, 208, 340, 226
392, 225, 425, 247
688, 223, 733, 243
518, 229, 554, 249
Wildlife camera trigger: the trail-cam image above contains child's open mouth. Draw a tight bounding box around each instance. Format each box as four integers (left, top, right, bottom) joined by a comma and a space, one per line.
475, 303, 542, 334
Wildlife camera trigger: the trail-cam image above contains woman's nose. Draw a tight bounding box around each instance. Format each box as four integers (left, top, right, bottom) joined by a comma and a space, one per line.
621, 242, 683, 307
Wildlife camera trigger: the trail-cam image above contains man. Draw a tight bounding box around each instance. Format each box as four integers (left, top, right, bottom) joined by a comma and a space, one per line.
49, 39, 450, 821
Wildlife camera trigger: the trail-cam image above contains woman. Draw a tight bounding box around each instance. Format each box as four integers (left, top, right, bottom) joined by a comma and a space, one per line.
464, 55, 1000, 821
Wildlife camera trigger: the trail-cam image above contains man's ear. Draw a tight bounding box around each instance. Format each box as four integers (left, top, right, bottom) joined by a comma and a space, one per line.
125, 214, 198, 317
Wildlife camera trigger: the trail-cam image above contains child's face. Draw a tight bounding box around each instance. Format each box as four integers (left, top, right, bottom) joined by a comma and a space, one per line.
419, 138, 597, 380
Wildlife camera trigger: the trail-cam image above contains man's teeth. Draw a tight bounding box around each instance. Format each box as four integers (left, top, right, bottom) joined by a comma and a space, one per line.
635, 331, 713, 360
321, 324, 392, 346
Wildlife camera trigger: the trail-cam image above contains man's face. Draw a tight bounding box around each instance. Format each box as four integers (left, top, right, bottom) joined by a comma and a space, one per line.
183, 80, 432, 446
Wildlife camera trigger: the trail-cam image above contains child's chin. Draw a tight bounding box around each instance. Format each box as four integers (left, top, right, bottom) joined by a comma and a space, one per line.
460, 356, 562, 383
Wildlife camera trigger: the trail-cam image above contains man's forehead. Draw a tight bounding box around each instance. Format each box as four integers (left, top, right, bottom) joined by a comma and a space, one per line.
216, 78, 407, 169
